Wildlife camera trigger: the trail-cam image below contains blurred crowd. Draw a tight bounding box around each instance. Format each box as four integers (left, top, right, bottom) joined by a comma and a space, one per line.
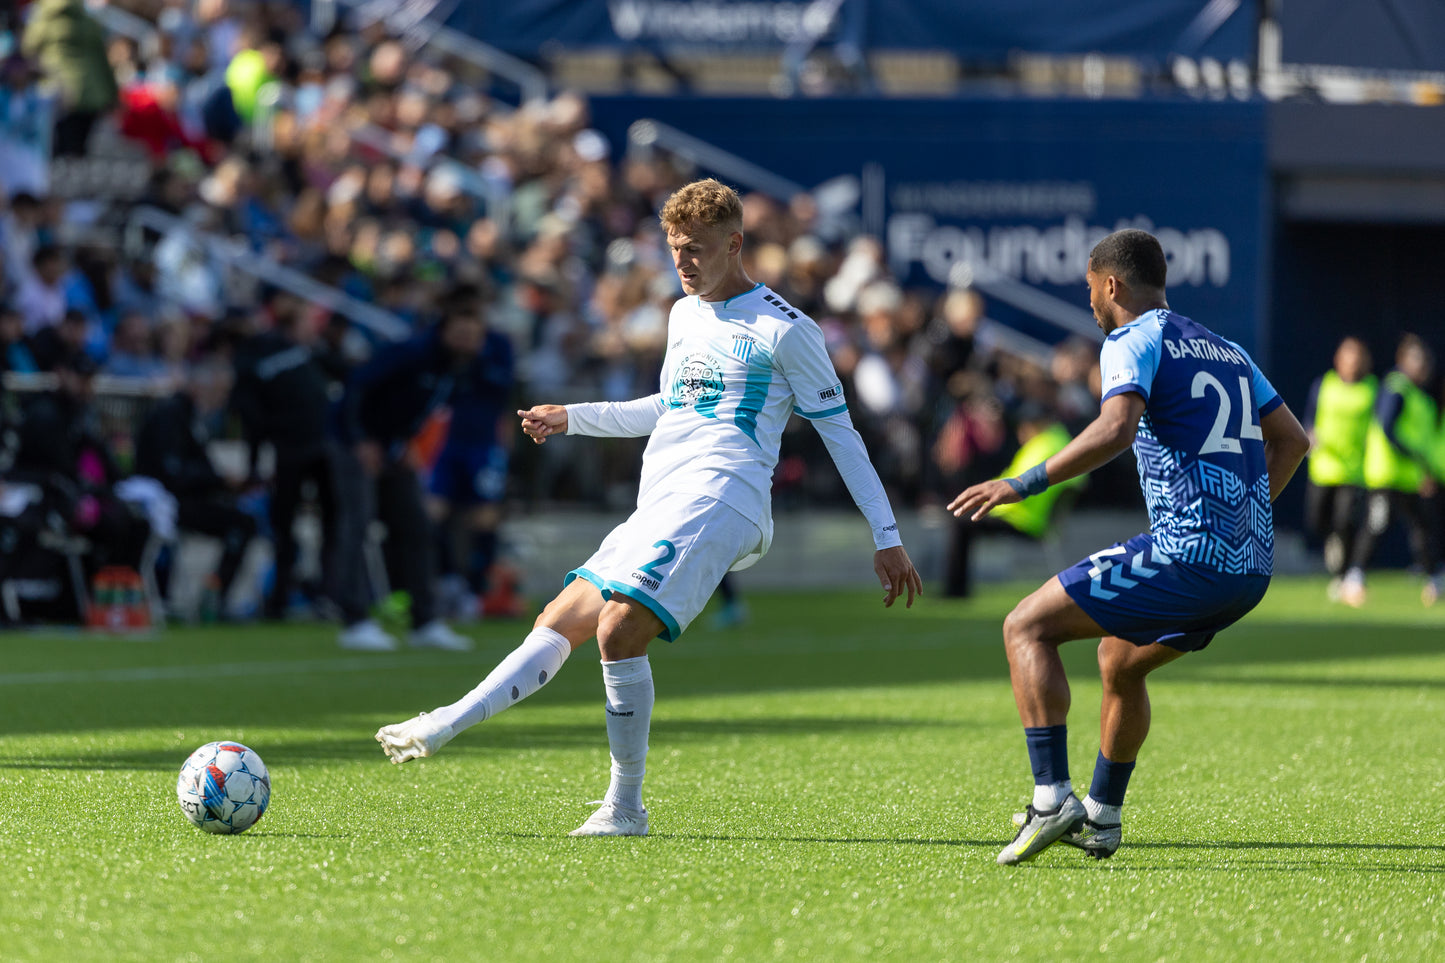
0, 0, 1130, 626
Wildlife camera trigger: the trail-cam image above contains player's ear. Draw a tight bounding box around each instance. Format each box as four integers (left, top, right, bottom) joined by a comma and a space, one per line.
728, 231, 743, 257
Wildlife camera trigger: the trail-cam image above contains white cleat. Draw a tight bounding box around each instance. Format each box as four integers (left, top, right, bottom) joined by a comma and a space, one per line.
409, 619, 473, 651
569, 801, 648, 837
340, 618, 400, 651
375, 712, 455, 764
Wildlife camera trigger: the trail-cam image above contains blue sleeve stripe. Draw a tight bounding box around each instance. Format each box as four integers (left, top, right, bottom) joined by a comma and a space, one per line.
1258, 394, 1284, 417
1102, 383, 1149, 403
795, 403, 849, 420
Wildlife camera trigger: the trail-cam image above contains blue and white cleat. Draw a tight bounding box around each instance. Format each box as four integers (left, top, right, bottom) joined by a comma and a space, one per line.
997, 795, 1086, 865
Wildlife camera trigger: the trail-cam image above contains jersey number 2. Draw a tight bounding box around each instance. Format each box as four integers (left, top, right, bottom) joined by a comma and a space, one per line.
638, 540, 677, 579
1192, 372, 1263, 455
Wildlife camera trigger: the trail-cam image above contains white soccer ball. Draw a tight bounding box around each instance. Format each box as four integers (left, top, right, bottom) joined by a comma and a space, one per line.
176, 741, 271, 834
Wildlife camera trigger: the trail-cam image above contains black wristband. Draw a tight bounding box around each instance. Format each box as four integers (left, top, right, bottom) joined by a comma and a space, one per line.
1008, 462, 1050, 498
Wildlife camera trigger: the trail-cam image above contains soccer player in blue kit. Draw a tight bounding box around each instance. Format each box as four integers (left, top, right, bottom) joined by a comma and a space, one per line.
950, 229, 1311, 865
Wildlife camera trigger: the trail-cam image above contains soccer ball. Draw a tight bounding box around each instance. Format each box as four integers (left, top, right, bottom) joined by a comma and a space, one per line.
176, 741, 271, 834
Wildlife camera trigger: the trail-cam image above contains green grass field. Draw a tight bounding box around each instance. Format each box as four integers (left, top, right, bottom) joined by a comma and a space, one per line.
1, 574, 1442, 962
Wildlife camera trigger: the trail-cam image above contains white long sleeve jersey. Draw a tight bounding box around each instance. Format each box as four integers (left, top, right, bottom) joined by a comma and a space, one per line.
566, 283, 901, 559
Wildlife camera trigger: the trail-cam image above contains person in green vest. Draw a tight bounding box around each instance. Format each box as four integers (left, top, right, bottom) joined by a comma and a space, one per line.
943, 402, 1085, 598
1302, 337, 1376, 603
1355, 334, 1440, 607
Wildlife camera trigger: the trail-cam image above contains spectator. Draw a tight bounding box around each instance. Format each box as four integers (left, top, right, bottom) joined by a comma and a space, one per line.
12, 352, 151, 573
330, 291, 488, 652
104, 311, 167, 380
29, 307, 92, 370
942, 402, 1086, 598
424, 287, 516, 619
133, 361, 258, 618
21, 0, 119, 157
231, 295, 340, 621
16, 244, 68, 334
0, 305, 40, 374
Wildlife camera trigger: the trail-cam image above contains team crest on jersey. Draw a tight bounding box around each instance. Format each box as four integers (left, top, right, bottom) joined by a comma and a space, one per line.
668, 353, 725, 409
731, 334, 757, 363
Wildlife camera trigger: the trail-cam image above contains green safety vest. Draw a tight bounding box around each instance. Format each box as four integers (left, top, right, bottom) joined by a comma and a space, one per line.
1307, 370, 1376, 487
992, 423, 1085, 538
1363, 371, 1437, 492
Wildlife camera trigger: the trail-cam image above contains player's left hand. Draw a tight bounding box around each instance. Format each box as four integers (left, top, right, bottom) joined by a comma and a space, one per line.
518, 405, 568, 444
948, 478, 1023, 521
874, 546, 923, 609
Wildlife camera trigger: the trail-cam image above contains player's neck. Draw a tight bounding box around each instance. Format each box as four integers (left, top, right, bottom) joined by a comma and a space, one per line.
699, 267, 757, 304
1110, 298, 1168, 331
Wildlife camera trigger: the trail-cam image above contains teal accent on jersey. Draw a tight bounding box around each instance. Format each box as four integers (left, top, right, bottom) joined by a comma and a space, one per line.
637, 539, 677, 579
603, 581, 682, 642
722, 283, 764, 308
733, 344, 775, 444
795, 403, 849, 420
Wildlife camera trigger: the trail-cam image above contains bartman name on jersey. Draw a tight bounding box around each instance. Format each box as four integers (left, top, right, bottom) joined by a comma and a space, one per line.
1163, 337, 1246, 366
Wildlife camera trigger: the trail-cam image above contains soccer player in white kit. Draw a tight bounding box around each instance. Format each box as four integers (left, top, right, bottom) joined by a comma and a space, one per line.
376, 179, 923, 836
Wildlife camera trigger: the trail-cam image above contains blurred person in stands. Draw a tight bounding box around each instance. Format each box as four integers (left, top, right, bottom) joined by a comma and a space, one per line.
2, 192, 47, 288
0, 305, 40, 375
21, 0, 118, 156
29, 307, 93, 371
1302, 337, 1377, 604
944, 402, 1086, 598
104, 311, 167, 381
13, 352, 150, 573
16, 244, 67, 334
134, 360, 258, 619
425, 286, 516, 620
232, 291, 342, 621
1357, 334, 1440, 606
329, 285, 490, 652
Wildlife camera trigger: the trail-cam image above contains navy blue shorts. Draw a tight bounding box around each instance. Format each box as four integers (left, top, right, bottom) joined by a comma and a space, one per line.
427, 443, 509, 505
1058, 532, 1269, 652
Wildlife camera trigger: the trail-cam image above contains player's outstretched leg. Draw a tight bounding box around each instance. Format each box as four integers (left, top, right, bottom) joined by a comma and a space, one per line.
571, 597, 659, 837
375, 626, 573, 763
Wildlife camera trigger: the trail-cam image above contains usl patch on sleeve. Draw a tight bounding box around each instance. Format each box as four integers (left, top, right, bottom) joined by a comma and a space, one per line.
1108, 368, 1136, 387
817, 384, 844, 403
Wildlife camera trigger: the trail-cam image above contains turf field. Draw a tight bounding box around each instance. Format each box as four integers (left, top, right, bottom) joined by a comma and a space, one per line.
1, 574, 1441, 962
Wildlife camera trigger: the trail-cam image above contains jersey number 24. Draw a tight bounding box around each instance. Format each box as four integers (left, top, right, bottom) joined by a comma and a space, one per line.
1191, 372, 1263, 455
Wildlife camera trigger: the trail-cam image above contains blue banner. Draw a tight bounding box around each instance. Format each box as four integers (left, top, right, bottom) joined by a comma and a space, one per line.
589, 96, 1268, 353
1282, 0, 1445, 72
439, 0, 1254, 63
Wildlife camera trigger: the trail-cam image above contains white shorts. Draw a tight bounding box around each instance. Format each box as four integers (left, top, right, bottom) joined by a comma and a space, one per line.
565, 492, 765, 641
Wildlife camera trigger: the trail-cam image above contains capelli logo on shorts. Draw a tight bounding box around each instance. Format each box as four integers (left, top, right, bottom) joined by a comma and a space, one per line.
631, 572, 661, 590
817, 384, 843, 403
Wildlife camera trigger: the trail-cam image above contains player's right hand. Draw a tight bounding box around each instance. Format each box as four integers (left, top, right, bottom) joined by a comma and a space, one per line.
948, 478, 1023, 521
518, 405, 568, 444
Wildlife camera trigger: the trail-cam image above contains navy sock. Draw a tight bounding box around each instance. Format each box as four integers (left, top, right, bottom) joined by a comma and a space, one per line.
1023, 725, 1069, 785
1087, 751, 1136, 807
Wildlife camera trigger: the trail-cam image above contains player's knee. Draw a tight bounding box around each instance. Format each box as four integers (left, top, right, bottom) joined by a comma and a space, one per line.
1001, 606, 1036, 658
596, 604, 653, 661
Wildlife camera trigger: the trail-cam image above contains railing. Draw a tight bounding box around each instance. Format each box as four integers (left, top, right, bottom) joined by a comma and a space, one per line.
324, 0, 550, 106
123, 206, 411, 342
628, 119, 808, 201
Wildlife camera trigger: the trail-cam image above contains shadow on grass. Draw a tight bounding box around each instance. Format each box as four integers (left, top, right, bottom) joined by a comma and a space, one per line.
0, 714, 966, 769
2, 584, 1443, 737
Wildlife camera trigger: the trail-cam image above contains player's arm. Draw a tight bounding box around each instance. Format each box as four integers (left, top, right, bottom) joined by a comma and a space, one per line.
779, 323, 922, 608
1260, 402, 1311, 502
518, 395, 666, 444
949, 391, 1145, 521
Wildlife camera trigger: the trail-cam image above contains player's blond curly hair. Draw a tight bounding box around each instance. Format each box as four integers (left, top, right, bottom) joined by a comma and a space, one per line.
659, 178, 744, 234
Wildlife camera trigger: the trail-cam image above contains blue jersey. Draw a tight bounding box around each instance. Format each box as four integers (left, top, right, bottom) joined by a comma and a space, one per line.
1100, 309, 1283, 576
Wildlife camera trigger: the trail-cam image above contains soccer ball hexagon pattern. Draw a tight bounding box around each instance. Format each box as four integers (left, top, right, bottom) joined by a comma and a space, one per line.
176, 741, 271, 834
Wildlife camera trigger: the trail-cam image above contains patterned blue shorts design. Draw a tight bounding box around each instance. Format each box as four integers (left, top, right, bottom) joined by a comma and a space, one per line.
1058, 532, 1269, 652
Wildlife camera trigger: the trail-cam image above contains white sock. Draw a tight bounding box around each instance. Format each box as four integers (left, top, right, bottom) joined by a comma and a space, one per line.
1032, 780, 1073, 811
1084, 795, 1122, 825
430, 627, 572, 731
600, 656, 653, 812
